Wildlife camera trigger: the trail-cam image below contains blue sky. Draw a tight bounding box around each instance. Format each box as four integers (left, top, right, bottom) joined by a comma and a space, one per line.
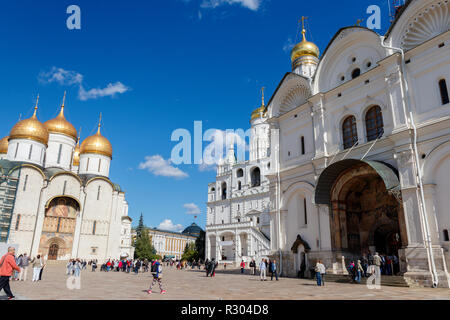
0, 0, 394, 231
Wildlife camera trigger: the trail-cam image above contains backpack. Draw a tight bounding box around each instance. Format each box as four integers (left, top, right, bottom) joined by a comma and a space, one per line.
151, 262, 158, 273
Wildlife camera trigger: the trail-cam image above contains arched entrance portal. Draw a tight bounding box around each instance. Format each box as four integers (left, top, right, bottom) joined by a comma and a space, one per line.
38, 196, 80, 260
48, 243, 59, 260
315, 160, 406, 260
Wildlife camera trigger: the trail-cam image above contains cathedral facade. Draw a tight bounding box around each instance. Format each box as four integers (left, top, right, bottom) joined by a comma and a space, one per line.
0, 97, 134, 261
206, 0, 450, 287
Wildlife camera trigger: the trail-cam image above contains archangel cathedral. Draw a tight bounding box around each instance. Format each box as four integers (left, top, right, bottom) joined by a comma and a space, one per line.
206, 0, 450, 287
0, 95, 134, 261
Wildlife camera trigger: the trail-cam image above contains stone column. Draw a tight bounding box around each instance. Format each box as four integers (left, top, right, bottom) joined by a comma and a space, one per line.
205, 234, 211, 260
396, 149, 424, 245
30, 188, 49, 257
216, 235, 221, 261
71, 189, 86, 258
312, 99, 327, 158
423, 184, 440, 245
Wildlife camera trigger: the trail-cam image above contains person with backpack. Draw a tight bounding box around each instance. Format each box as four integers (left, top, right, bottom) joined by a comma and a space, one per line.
147, 259, 166, 295
0, 247, 21, 300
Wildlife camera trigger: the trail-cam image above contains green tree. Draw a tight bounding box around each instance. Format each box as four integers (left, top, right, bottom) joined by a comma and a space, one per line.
195, 230, 206, 261
181, 242, 198, 262
134, 228, 158, 260
136, 213, 145, 238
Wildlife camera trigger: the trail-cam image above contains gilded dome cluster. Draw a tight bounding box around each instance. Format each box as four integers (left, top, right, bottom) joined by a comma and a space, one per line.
4, 95, 113, 160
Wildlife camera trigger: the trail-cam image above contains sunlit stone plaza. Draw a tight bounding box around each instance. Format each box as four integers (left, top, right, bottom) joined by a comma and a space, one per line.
4, 263, 450, 300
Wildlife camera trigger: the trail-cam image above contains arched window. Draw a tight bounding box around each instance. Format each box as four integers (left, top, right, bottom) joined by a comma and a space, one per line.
300, 136, 305, 155
251, 167, 261, 187
439, 79, 449, 105
342, 116, 358, 149
211, 187, 215, 192
236, 169, 244, 178
365, 106, 384, 142
444, 229, 450, 242
15, 214, 21, 231
351, 68, 361, 79
221, 182, 227, 200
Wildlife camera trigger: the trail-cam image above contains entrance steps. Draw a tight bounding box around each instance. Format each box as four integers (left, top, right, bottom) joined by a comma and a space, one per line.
323, 274, 409, 287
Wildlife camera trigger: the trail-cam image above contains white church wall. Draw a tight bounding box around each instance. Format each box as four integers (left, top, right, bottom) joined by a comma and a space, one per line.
45, 133, 76, 170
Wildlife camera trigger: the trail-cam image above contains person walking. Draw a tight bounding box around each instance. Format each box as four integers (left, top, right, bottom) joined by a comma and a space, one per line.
314, 261, 323, 286
31, 255, 43, 282
259, 259, 267, 281
270, 259, 279, 281
18, 253, 30, 281
249, 259, 256, 275
318, 260, 326, 286
74, 259, 81, 277
0, 247, 21, 300
373, 252, 382, 271
355, 260, 364, 283
147, 259, 166, 294
39, 256, 46, 281
240, 260, 245, 274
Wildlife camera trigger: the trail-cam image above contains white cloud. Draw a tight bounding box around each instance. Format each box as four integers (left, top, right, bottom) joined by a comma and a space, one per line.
139, 155, 189, 179
283, 37, 295, 53
38, 67, 130, 101
78, 82, 130, 101
184, 203, 201, 215
158, 219, 184, 232
200, 0, 261, 11
39, 67, 83, 85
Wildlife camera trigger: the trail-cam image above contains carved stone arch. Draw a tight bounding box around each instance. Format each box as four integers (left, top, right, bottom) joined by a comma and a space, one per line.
269, 73, 311, 118
279, 85, 310, 115
281, 181, 315, 211
49, 171, 83, 185
313, 27, 385, 94
400, 1, 450, 50
422, 140, 450, 184
387, 0, 450, 50
9, 164, 46, 180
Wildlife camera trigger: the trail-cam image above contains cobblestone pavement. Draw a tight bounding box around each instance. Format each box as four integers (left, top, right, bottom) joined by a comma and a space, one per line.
4, 264, 450, 300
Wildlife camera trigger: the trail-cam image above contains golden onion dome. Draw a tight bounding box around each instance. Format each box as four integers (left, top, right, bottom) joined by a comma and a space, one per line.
251, 87, 267, 122
9, 101, 49, 146
0, 136, 8, 154
72, 139, 81, 166
251, 105, 266, 121
44, 102, 77, 140
80, 122, 113, 158
291, 29, 319, 62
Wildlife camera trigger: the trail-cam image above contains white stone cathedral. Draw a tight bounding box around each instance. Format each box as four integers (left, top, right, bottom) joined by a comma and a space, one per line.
206, 0, 450, 287
0, 95, 134, 261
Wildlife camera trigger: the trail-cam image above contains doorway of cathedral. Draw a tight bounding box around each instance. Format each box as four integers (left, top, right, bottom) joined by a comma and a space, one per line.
48, 243, 59, 260
325, 161, 406, 258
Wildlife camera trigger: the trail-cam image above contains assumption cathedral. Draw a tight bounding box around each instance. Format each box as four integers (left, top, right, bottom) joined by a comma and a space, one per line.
206, 0, 450, 287
0, 95, 134, 261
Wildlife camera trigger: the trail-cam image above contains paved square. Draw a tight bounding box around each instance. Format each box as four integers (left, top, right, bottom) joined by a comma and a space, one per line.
4, 264, 450, 300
